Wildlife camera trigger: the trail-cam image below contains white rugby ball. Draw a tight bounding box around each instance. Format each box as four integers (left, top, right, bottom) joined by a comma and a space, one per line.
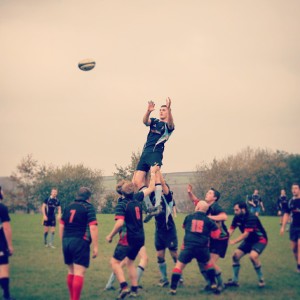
78, 59, 96, 71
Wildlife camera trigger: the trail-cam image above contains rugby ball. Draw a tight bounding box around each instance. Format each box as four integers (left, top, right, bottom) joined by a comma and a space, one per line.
78, 59, 96, 71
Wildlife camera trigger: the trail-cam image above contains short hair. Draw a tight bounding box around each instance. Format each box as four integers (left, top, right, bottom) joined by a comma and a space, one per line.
234, 201, 248, 211
76, 187, 92, 201
121, 182, 135, 198
292, 183, 300, 188
116, 180, 126, 195
211, 187, 220, 201
160, 105, 167, 108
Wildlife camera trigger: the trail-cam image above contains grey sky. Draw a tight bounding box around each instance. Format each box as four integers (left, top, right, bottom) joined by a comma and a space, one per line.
1, 0, 300, 176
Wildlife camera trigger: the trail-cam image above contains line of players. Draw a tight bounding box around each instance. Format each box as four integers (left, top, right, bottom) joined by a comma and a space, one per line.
55, 99, 300, 300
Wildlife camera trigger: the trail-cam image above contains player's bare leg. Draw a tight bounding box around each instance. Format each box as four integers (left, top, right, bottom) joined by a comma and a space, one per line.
225, 249, 245, 287
210, 253, 224, 292
127, 259, 139, 297
157, 250, 169, 286
136, 246, 148, 286
249, 250, 265, 287
0, 264, 12, 300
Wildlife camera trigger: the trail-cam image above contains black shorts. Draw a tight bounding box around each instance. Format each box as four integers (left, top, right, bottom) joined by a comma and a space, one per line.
136, 151, 163, 172
113, 240, 144, 261
178, 245, 210, 265
155, 228, 178, 252
209, 238, 228, 259
43, 217, 56, 227
290, 227, 300, 242
0, 249, 9, 265
238, 240, 267, 255
63, 238, 90, 268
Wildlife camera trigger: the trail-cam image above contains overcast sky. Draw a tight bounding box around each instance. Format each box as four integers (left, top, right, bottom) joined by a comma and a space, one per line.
1, 0, 299, 177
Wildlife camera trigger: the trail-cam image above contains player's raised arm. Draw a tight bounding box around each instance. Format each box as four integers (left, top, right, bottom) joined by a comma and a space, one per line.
143, 101, 155, 126
187, 184, 200, 206
166, 97, 174, 130
159, 170, 169, 195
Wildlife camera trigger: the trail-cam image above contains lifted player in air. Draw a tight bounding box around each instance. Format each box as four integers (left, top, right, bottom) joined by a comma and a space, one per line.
132, 98, 174, 218
42, 188, 61, 248
169, 201, 221, 296
187, 184, 228, 293
104, 180, 148, 291
225, 201, 268, 288
106, 165, 159, 299
280, 183, 300, 273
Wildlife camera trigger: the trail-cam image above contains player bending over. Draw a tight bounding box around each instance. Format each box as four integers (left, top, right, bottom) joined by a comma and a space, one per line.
225, 201, 268, 288
187, 184, 228, 293
169, 201, 221, 295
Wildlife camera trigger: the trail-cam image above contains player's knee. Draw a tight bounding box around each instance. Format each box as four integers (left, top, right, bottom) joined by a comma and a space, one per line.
249, 252, 258, 262
232, 252, 240, 263
157, 256, 165, 264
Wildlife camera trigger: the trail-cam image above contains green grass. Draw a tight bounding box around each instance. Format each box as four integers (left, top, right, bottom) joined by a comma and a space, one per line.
9, 214, 300, 300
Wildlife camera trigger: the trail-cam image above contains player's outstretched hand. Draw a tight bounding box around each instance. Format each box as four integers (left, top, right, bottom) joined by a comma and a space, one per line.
187, 184, 193, 193
8, 246, 14, 256
92, 247, 98, 259
166, 97, 172, 109
147, 101, 155, 112
229, 240, 236, 245
280, 227, 285, 236
106, 235, 113, 243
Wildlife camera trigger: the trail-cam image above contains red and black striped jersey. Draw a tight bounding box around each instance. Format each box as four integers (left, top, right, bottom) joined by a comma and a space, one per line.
230, 213, 267, 244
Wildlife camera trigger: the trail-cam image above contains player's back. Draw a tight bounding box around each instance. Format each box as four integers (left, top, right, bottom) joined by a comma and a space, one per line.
61, 200, 96, 242
183, 211, 218, 248
125, 199, 144, 243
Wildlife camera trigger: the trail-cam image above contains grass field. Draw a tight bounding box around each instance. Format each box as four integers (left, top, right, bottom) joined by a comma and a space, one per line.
9, 214, 300, 300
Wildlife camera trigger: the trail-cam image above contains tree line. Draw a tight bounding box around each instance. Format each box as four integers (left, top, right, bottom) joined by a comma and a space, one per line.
2, 148, 300, 215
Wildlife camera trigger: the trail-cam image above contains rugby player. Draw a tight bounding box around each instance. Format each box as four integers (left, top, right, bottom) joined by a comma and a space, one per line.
169, 201, 221, 295
104, 180, 148, 291
280, 183, 300, 273
59, 187, 98, 300
106, 165, 159, 299
187, 184, 228, 292
247, 189, 265, 216
225, 201, 268, 288
42, 188, 61, 248
133, 98, 174, 216
0, 187, 15, 300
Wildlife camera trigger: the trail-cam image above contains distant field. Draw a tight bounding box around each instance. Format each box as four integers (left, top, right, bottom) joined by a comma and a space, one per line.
9, 214, 300, 300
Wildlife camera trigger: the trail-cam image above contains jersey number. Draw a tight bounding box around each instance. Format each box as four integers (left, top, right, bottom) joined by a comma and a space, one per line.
135, 207, 141, 220
191, 220, 204, 233
69, 209, 76, 223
